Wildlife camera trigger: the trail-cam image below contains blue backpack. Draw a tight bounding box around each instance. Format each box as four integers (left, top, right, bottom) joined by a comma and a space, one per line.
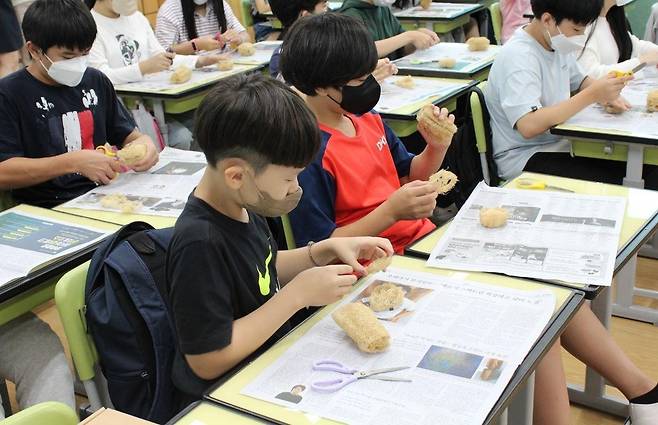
85, 222, 176, 423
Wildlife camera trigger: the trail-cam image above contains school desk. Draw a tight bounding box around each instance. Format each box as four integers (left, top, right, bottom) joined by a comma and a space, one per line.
115, 64, 263, 146
377, 76, 476, 137
168, 400, 270, 425
404, 172, 658, 417
204, 255, 584, 425
53, 205, 177, 229
393, 42, 501, 81
0, 205, 118, 326
394, 3, 485, 34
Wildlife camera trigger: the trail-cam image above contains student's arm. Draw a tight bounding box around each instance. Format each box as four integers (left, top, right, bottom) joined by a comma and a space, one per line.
88, 36, 144, 84
375, 29, 438, 58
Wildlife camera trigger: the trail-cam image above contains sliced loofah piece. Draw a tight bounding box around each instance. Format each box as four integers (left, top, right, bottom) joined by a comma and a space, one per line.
369, 283, 405, 312
217, 59, 234, 71
420, 0, 431, 10
438, 57, 457, 68
366, 256, 393, 275
170, 65, 192, 84
394, 75, 415, 89
332, 303, 390, 353
416, 104, 457, 145
237, 42, 256, 56
117, 143, 147, 166
466, 37, 490, 52
429, 169, 458, 194
100, 194, 142, 214
479, 207, 509, 228
647, 90, 658, 113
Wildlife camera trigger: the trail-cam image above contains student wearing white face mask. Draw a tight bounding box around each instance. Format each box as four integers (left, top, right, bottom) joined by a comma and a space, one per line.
578, 0, 658, 79
155, 0, 248, 55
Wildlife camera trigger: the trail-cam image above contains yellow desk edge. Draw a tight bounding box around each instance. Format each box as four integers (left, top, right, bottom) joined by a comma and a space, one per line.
53, 206, 177, 229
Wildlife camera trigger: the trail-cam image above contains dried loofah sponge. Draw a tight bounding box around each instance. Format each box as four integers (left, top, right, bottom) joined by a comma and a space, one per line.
420, 0, 431, 9
438, 57, 457, 68
117, 143, 147, 166
479, 207, 509, 228
416, 104, 457, 144
467, 37, 490, 52
647, 90, 658, 113
332, 303, 390, 353
366, 256, 393, 275
217, 59, 234, 71
170, 65, 192, 84
237, 42, 255, 56
100, 194, 142, 214
429, 169, 458, 194
369, 283, 405, 312
394, 75, 415, 89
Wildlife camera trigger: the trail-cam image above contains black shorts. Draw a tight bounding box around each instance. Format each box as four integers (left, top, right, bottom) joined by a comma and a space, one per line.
0, 0, 22, 54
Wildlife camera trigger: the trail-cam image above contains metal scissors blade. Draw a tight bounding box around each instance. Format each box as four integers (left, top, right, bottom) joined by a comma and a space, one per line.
632, 62, 646, 74
359, 366, 410, 378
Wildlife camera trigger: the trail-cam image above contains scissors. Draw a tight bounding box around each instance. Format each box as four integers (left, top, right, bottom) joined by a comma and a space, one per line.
310, 359, 411, 393
515, 178, 573, 192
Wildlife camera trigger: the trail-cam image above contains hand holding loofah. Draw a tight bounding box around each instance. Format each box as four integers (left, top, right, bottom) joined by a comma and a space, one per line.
466, 37, 490, 52
332, 303, 390, 353
170, 65, 192, 84
369, 283, 405, 312
429, 169, 458, 194
117, 143, 147, 167
479, 207, 509, 228
365, 256, 393, 275
416, 104, 457, 145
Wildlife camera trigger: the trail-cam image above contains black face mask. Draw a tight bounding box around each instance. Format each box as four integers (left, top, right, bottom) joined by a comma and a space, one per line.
328, 74, 381, 115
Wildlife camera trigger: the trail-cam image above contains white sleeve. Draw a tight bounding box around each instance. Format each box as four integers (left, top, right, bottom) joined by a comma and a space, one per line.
172, 54, 199, 69
142, 13, 167, 56
224, 1, 246, 33
631, 34, 658, 57
144, 14, 198, 70
88, 30, 143, 84
578, 35, 641, 79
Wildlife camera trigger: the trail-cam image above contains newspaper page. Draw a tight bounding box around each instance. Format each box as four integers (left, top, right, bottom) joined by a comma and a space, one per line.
394, 43, 500, 74
375, 76, 469, 112
427, 183, 626, 286
394, 3, 480, 19
225, 41, 281, 66
563, 72, 658, 138
241, 268, 556, 425
60, 148, 206, 217
0, 210, 110, 288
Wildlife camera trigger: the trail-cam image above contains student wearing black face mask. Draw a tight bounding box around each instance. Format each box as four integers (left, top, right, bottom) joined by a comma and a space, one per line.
280, 13, 455, 255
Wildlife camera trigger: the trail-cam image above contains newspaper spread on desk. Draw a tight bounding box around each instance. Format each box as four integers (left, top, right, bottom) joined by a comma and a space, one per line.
375, 76, 468, 112
427, 183, 626, 286
394, 3, 479, 19
241, 268, 555, 425
226, 41, 281, 66
60, 148, 206, 217
0, 210, 110, 287
564, 71, 658, 138
394, 43, 500, 74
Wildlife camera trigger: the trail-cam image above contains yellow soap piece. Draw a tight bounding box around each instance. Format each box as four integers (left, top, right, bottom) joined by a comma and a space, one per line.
647, 90, 658, 113
479, 207, 509, 228
394, 75, 415, 89
429, 169, 458, 194
366, 255, 393, 275
100, 194, 142, 214
237, 42, 256, 56
466, 37, 490, 52
420, 0, 431, 10
117, 143, 147, 166
438, 57, 456, 68
416, 104, 457, 145
369, 283, 405, 312
170, 65, 192, 84
332, 303, 390, 353
217, 59, 234, 71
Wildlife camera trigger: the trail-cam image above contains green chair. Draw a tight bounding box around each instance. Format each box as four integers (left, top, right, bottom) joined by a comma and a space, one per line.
489, 2, 503, 45
55, 262, 112, 412
281, 215, 296, 249
469, 81, 500, 186
0, 191, 16, 212
1, 402, 78, 425
240, 0, 254, 29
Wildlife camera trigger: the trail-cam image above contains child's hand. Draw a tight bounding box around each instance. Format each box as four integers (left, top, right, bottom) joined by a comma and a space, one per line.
124, 137, 159, 172
602, 96, 631, 114
372, 58, 398, 82
288, 265, 356, 308
196, 54, 230, 68
139, 52, 175, 75
590, 73, 632, 104
319, 237, 394, 276
222, 29, 241, 47
383, 180, 438, 221
417, 106, 456, 148
408, 29, 440, 50
195, 35, 222, 51
69, 150, 123, 185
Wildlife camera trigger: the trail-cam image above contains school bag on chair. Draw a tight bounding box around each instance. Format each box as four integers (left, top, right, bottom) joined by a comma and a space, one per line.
84, 222, 176, 423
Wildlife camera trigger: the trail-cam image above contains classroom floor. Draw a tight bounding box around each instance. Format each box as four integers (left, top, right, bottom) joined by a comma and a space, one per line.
5, 258, 658, 424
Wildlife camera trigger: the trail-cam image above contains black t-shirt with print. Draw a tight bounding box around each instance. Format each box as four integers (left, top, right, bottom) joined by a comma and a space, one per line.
0, 68, 136, 207
166, 194, 291, 399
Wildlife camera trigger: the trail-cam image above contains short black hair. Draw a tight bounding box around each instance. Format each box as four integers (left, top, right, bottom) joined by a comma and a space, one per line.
194, 73, 320, 172
280, 13, 378, 96
531, 0, 603, 25
291, 384, 306, 391
22, 0, 97, 52
270, 0, 324, 28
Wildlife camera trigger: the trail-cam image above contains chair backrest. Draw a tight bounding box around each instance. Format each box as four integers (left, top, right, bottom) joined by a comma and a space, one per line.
2, 402, 78, 425
489, 2, 502, 45
55, 262, 98, 383
0, 192, 16, 213
240, 0, 254, 28
281, 214, 296, 249
469, 81, 500, 186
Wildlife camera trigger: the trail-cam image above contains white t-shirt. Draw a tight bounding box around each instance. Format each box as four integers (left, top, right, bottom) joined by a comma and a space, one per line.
89, 10, 198, 84
578, 16, 658, 79
486, 27, 585, 180
155, 0, 245, 48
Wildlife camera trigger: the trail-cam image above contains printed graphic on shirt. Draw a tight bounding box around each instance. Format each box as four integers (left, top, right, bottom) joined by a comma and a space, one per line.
36, 97, 54, 113
82, 89, 98, 108
62, 110, 95, 152
376, 135, 388, 151
257, 244, 274, 296
116, 34, 140, 66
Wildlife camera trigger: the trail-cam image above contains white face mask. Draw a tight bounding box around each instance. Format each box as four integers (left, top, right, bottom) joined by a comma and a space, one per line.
39, 53, 88, 87
111, 0, 138, 16
193, 0, 207, 5
373, 0, 395, 6
615, 0, 633, 6
546, 24, 586, 55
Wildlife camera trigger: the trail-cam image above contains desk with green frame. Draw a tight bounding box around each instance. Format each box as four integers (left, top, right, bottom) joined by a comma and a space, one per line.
394, 2, 485, 34
203, 255, 584, 425
404, 172, 658, 417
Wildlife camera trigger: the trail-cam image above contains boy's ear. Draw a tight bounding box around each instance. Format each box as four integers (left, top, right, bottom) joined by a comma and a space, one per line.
540, 12, 555, 27
25, 41, 42, 60
315, 87, 329, 96
223, 160, 248, 190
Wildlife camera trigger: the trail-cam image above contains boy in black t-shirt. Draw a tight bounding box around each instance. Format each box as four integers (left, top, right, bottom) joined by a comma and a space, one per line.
166, 72, 393, 403
0, 0, 159, 208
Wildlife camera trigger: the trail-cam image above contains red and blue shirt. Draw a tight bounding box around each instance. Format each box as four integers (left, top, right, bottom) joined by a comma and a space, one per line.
289, 112, 435, 253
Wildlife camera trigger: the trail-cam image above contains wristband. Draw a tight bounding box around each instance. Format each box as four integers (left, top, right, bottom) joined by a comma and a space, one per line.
191, 39, 199, 52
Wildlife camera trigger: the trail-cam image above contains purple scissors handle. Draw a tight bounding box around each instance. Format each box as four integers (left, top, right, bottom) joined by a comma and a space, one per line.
312, 359, 357, 374
311, 359, 359, 393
